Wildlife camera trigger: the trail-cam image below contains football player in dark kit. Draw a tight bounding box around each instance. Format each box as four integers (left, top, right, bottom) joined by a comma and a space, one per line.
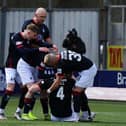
49, 73, 78, 122
14, 23, 53, 120
44, 37, 97, 121
20, 65, 56, 120
0, 23, 40, 120
62, 29, 96, 121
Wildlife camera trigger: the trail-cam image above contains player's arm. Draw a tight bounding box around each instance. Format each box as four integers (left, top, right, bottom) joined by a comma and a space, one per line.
42, 25, 58, 51
15, 41, 49, 56
16, 42, 39, 54
47, 74, 63, 94
32, 40, 58, 53
11, 38, 37, 54
40, 42, 58, 53
43, 25, 52, 44
37, 40, 53, 48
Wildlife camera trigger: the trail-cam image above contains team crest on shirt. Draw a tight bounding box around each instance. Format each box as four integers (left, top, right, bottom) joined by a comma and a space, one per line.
37, 34, 43, 41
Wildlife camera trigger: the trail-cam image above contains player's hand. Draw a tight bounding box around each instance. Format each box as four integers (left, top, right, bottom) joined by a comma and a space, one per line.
53, 44, 58, 49
47, 88, 51, 94
39, 47, 50, 52
50, 44, 58, 53
72, 87, 84, 93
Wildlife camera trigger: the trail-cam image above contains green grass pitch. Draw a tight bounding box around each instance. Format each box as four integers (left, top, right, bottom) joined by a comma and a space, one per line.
0, 97, 126, 126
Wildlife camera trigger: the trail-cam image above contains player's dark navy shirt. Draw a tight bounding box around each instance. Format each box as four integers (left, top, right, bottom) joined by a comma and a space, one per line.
38, 66, 56, 79
38, 66, 56, 90
57, 50, 93, 75
21, 19, 53, 67
22, 19, 50, 41
9, 32, 43, 67
5, 33, 22, 68
49, 78, 75, 117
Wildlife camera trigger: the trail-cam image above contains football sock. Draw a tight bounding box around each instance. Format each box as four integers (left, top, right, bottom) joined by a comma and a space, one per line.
40, 98, 49, 114
17, 86, 28, 109
80, 92, 91, 116
23, 98, 32, 114
73, 92, 81, 113
30, 96, 36, 111
0, 90, 13, 109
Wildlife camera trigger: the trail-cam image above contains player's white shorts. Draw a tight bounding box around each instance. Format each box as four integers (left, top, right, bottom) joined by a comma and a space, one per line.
5, 68, 22, 84
75, 64, 97, 88
17, 58, 38, 85
51, 112, 78, 122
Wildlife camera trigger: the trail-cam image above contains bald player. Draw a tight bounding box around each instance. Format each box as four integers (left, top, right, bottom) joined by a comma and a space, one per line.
22, 7, 52, 43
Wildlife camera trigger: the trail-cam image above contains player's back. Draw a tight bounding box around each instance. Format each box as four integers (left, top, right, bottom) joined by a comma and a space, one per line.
59, 50, 93, 72
49, 78, 75, 117
5, 33, 23, 68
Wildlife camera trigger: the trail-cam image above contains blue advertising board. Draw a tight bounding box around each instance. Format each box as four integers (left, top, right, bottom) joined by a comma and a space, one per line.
94, 70, 126, 88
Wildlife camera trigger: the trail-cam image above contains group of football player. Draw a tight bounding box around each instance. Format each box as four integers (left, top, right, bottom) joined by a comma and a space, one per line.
0, 7, 97, 122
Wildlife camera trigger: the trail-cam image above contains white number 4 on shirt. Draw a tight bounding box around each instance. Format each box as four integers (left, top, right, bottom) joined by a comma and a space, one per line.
56, 86, 64, 100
